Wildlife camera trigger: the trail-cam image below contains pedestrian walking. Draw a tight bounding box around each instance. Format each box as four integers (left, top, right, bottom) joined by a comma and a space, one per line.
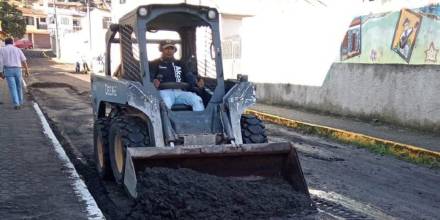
0, 38, 30, 109
0, 70, 3, 105
75, 61, 81, 73
81, 54, 90, 74
0, 55, 3, 105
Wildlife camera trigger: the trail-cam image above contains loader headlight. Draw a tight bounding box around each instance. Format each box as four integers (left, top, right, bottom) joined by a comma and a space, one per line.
208, 9, 217, 20
138, 7, 148, 17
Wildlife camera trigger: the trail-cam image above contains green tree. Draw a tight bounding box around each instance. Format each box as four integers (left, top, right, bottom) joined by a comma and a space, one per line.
0, 1, 26, 39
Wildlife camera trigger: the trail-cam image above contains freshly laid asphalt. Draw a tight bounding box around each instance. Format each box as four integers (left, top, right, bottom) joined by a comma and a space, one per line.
0, 79, 101, 220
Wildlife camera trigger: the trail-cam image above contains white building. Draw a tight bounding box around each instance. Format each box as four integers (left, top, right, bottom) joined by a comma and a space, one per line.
32, 0, 111, 69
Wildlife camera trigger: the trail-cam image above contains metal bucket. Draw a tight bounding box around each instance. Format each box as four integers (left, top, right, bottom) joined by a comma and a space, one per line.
124, 142, 311, 203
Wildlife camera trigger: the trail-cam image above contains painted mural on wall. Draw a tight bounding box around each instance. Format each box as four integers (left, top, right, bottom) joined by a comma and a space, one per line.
390, 9, 422, 63
340, 3, 440, 65
340, 17, 361, 61
425, 42, 439, 63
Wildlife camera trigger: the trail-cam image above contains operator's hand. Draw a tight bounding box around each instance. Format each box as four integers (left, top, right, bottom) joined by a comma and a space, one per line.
0, 72, 4, 79
24, 70, 30, 77
196, 78, 204, 88
153, 79, 161, 88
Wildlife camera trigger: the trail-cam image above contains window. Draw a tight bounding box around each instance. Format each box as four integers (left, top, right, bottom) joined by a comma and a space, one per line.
196, 26, 216, 78
73, 19, 81, 31
49, 16, 55, 24
61, 17, 69, 25
233, 41, 241, 59
222, 41, 232, 59
222, 36, 241, 60
102, 17, 111, 29
25, 16, 34, 25
37, 17, 48, 29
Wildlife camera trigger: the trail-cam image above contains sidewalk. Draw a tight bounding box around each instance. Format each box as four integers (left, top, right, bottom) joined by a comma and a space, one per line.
248, 103, 440, 165
0, 80, 102, 219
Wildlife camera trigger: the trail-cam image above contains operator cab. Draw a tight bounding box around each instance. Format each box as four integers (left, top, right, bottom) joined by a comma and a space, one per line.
109, 4, 223, 111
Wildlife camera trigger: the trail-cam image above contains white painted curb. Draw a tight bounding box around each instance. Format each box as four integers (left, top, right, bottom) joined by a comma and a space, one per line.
33, 102, 105, 220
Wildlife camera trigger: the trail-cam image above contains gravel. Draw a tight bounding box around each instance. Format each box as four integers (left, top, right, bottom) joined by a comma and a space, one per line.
127, 167, 315, 220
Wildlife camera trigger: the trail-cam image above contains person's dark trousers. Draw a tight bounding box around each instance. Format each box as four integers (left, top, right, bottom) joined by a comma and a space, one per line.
83, 63, 90, 72
4, 67, 23, 107
75, 62, 81, 72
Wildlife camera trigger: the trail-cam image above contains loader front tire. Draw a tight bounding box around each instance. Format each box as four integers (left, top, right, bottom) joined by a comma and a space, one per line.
94, 118, 112, 180
241, 114, 268, 144
109, 116, 150, 185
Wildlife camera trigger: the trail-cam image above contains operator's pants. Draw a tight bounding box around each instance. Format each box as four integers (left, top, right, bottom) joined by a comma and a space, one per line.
4, 67, 23, 107
160, 89, 204, 111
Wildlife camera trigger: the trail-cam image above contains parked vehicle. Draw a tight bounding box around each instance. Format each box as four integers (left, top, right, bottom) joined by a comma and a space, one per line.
14, 39, 33, 49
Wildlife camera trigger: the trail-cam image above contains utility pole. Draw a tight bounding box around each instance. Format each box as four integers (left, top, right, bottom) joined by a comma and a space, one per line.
53, 0, 61, 58
87, 0, 92, 50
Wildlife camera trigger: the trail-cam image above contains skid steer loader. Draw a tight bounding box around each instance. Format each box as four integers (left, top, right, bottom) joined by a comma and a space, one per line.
91, 3, 312, 203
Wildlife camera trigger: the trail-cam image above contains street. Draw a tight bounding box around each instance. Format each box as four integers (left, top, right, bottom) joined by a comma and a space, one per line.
26, 58, 440, 220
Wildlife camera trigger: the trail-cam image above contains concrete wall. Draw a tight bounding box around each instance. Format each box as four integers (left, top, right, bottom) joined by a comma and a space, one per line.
256, 63, 440, 132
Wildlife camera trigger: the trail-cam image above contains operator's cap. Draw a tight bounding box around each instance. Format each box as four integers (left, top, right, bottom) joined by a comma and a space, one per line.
159, 40, 177, 51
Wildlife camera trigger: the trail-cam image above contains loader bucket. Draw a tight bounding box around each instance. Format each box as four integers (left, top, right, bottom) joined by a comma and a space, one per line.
124, 142, 310, 201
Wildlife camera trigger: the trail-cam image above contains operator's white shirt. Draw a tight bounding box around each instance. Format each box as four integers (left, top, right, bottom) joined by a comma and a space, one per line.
0, 45, 27, 72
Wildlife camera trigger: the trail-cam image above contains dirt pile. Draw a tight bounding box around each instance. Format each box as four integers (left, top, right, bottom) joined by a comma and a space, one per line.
127, 168, 315, 220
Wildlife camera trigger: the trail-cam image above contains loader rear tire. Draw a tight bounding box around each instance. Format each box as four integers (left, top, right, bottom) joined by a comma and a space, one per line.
109, 116, 150, 185
241, 114, 268, 144
93, 118, 112, 180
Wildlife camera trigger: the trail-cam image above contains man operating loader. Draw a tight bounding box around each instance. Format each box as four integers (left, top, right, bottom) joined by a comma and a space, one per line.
149, 40, 205, 111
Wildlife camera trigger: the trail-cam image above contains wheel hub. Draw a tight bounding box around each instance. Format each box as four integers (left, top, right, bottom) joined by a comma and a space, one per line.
115, 134, 124, 173
97, 136, 104, 168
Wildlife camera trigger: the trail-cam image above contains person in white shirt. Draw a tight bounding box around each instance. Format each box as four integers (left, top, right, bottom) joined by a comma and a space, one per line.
0, 45, 2, 104
0, 38, 30, 109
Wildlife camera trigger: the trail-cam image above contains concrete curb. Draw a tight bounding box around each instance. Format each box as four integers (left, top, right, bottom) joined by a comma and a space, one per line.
24, 79, 105, 219
34, 102, 105, 219
245, 109, 440, 166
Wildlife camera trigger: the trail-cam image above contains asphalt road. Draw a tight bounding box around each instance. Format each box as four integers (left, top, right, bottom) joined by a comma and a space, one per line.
26, 59, 440, 220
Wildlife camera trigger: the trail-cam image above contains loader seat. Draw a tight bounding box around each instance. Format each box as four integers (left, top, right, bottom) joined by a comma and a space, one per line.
171, 104, 192, 111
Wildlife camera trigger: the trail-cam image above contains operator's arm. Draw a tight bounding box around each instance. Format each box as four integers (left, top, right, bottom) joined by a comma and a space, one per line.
148, 59, 161, 88
181, 61, 203, 88
184, 71, 196, 87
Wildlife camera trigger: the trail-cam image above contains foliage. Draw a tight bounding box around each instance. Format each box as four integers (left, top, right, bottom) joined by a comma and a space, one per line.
0, 1, 26, 39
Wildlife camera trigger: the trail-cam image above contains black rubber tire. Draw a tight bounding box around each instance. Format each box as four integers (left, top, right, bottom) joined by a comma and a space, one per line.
109, 116, 150, 185
241, 114, 268, 144
93, 118, 112, 180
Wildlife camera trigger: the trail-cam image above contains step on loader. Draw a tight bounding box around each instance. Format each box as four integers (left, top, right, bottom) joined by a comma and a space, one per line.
91, 3, 312, 206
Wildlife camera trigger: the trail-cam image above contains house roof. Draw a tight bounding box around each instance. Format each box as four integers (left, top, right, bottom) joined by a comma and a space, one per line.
19, 7, 47, 17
